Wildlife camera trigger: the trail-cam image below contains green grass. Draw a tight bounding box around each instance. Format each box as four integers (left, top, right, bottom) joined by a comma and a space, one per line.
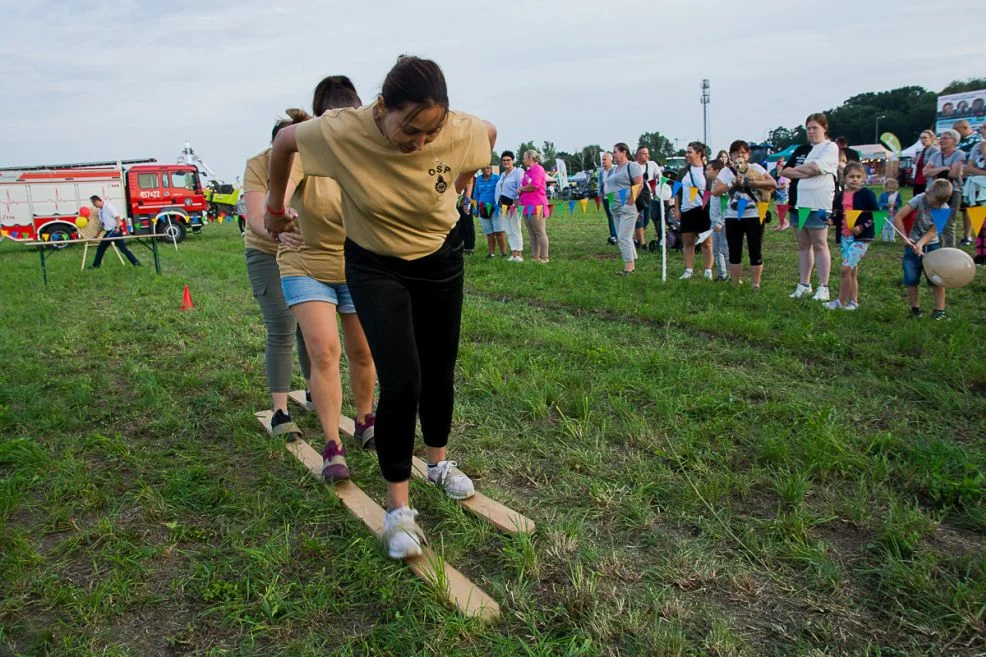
1, 204, 984, 656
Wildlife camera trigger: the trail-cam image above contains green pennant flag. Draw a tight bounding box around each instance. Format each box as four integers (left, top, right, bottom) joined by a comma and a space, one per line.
719, 195, 728, 213
872, 210, 889, 236
797, 208, 812, 230
607, 192, 615, 205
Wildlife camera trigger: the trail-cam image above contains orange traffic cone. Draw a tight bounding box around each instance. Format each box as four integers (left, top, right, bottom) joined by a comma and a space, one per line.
180, 285, 194, 311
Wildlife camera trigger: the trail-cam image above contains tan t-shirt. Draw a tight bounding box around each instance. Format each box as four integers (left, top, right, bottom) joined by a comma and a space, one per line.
295, 102, 491, 260
241, 150, 278, 256
276, 155, 346, 282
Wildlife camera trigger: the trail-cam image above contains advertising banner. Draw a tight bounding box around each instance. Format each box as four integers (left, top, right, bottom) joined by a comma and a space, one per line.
935, 90, 986, 131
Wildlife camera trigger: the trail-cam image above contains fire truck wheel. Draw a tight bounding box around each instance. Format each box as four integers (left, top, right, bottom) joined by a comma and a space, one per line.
42, 226, 75, 249
156, 218, 187, 243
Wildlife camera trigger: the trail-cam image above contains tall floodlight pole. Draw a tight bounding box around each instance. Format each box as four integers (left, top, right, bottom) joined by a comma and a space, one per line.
701, 79, 711, 146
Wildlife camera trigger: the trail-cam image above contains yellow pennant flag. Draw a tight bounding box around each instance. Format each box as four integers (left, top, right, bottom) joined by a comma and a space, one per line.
967, 205, 986, 237
631, 184, 641, 202
689, 186, 699, 202
756, 202, 769, 224
500, 204, 508, 216
844, 209, 862, 230
579, 198, 588, 214
536, 205, 543, 219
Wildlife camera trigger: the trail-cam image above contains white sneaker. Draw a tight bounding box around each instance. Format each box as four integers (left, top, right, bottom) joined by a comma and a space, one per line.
812, 285, 830, 301
509, 255, 523, 263
789, 283, 812, 299
703, 269, 713, 280
426, 460, 475, 500
822, 300, 842, 310
679, 269, 693, 280
843, 300, 858, 311
383, 506, 425, 560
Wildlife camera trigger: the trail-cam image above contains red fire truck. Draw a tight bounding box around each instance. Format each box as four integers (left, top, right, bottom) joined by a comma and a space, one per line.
0, 159, 208, 244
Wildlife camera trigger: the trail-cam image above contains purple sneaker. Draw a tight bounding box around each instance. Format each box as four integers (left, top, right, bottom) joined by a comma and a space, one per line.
321, 440, 350, 483
354, 413, 376, 450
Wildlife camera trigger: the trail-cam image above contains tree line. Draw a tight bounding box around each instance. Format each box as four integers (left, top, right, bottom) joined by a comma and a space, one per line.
497, 78, 986, 172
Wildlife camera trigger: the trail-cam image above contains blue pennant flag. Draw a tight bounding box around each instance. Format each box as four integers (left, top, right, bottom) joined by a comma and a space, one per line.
619, 189, 628, 205
568, 200, 576, 215
671, 181, 682, 197
736, 198, 749, 218
930, 208, 952, 235
817, 209, 827, 221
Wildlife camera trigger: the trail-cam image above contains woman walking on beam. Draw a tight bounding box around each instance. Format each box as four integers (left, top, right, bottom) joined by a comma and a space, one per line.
265, 56, 496, 560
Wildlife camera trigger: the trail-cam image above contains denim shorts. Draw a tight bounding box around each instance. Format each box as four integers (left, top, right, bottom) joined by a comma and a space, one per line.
902, 242, 941, 287
281, 275, 357, 313
479, 216, 505, 235
796, 209, 828, 230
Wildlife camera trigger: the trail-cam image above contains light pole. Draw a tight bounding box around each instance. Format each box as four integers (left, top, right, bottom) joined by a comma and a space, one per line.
875, 115, 886, 144
701, 79, 710, 147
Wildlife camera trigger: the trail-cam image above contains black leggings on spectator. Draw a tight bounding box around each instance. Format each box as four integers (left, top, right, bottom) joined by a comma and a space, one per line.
344, 234, 464, 483
725, 217, 764, 265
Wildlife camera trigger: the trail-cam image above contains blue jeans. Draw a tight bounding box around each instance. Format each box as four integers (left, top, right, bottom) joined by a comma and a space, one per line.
602, 198, 616, 239
92, 229, 140, 267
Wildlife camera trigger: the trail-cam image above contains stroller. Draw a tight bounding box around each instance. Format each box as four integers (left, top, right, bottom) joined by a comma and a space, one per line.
647, 200, 682, 252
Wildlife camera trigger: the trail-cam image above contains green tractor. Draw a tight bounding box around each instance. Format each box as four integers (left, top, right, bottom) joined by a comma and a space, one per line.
205, 180, 241, 219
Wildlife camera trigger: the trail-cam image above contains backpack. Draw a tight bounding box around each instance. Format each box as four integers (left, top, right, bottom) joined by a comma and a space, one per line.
628, 163, 651, 211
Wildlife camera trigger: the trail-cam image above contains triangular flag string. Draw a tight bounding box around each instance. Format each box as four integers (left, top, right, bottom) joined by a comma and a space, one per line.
618, 189, 628, 205
631, 184, 642, 203
872, 210, 889, 236
593, 196, 601, 210
756, 201, 769, 224
688, 186, 699, 203
719, 195, 728, 213
797, 207, 811, 230
967, 205, 986, 237
930, 207, 952, 236
568, 200, 576, 215
580, 198, 589, 214
844, 209, 862, 230
736, 198, 750, 219
671, 181, 682, 197
701, 190, 711, 209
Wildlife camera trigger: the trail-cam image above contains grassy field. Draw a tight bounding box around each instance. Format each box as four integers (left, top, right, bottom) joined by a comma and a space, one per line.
1, 204, 985, 657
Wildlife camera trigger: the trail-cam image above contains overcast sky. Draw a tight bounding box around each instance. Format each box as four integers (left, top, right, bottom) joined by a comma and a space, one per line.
2, 0, 984, 180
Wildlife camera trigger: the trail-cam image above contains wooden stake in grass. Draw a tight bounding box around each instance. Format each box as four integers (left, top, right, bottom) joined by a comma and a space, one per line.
256, 410, 500, 621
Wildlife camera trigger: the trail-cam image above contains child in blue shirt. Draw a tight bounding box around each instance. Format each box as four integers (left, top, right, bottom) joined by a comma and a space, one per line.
878, 178, 900, 241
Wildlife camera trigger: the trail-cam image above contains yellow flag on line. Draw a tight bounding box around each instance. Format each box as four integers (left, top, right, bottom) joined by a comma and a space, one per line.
756, 201, 769, 223
500, 204, 508, 216
631, 184, 641, 202
580, 198, 589, 214
967, 206, 986, 236
470, 199, 478, 207
536, 205, 543, 219
845, 209, 863, 230
689, 186, 699, 202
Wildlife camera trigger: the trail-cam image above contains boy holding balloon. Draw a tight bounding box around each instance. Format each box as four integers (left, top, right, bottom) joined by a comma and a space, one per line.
893, 180, 953, 320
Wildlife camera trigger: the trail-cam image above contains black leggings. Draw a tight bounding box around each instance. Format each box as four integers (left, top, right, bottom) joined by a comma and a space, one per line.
344, 234, 464, 482
725, 217, 764, 266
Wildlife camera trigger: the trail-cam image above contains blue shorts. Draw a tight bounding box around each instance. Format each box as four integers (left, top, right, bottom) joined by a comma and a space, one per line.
281, 275, 357, 313
479, 216, 505, 235
840, 236, 870, 268
796, 209, 828, 230
635, 203, 650, 229
902, 242, 941, 287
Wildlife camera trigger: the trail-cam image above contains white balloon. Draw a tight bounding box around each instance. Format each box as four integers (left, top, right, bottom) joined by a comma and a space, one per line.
660, 183, 673, 201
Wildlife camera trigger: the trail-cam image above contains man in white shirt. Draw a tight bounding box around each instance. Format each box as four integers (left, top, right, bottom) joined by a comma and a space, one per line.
90, 195, 141, 268
633, 147, 662, 247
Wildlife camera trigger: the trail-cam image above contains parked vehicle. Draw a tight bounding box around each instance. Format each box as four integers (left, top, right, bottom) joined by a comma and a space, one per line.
0, 158, 207, 244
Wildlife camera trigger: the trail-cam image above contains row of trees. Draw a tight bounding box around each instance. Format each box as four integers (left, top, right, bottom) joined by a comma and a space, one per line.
497, 78, 986, 172
768, 78, 986, 149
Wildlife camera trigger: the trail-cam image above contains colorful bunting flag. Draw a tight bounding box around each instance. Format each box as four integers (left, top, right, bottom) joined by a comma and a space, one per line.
618, 189, 628, 205
872, 210, 889, 236
688, 186, 699, 203
736, 198, 750, 219
756, 201, 769, 224
631, 184, 642, 203
719, 195, 728, 213
817, 209, 827, 222
844, 209, 862, 230
648, 179, 658, 194
777, 204, 790, 223
671, 181, 682, 197
967, 206, 986, 237
701, 190, 711, 208
797, 207, 812, 230
930, 208, 952, 235
593, 196, 601, 210
580, 198, 589, 214
607, 192, 615, 205
500, 204, 508, 217
568, 200, 576, 215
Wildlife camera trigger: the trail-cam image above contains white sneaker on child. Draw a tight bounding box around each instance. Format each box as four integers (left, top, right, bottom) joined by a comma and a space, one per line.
822, 300, 842, 310
812, 285, 831, 301
703, 269, 714, 280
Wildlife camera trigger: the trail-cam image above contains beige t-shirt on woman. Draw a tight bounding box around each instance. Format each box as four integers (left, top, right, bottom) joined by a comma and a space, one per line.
276, 156, 346, 283
294, 102, 491, 260
242, 150, 278, 256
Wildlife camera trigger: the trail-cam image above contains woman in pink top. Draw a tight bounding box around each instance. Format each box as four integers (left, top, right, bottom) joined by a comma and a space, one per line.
518, 150, 550, 262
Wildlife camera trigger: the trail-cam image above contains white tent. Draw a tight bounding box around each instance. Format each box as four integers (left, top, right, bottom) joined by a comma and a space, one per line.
900, 140, 924, 158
